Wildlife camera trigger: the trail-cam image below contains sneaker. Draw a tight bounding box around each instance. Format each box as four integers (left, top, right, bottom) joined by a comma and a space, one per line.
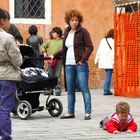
99, 116, 109, 129
55, 88, 61, 96
84, 113, 91, 120
104, 92, 113, 95
99, 120, 104, 128
55, 92, 61, 96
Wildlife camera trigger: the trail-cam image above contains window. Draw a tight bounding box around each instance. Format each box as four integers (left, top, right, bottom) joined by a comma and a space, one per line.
9, 0, 51, 24
116, 4, 138, 14
15, 0, 45, 19
125, 4, 138, 12
114, 0, 138, 6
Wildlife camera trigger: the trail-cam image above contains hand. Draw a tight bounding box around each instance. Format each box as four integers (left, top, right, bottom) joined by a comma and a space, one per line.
77, 61, 84, 65
49, 55, 54, 60
113, 130, 120, 134
23, 56, 29, 61
95, 63, 98, 67
43, 52, 47, 57
16, 40, 20, 48
125, 130, 134, 133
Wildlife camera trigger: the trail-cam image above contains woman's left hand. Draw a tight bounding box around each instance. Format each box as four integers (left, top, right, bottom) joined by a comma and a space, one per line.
125, 130, 134, 133
77, 61, 84, 65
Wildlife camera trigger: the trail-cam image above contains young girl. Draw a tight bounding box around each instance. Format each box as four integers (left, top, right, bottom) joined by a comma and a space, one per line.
41, 27, 63, 96
100, 102, 137, 134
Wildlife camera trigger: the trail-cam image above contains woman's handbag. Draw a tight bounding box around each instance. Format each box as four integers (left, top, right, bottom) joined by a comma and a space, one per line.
44, 52, 57, 68
106, 38, 112, 50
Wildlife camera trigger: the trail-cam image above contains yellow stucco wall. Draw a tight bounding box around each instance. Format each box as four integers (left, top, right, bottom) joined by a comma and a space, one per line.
0, 0, 114, 88
0, 0, 9, 10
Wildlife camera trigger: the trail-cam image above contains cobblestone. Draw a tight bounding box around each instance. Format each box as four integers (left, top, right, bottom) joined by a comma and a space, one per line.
12, 89, 140, 140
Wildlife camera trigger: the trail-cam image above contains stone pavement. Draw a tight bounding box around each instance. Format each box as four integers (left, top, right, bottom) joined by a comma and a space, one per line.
12, 89, 140, 140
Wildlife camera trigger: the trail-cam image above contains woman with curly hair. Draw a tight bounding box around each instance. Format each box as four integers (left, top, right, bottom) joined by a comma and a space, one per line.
60, 9, 94, 120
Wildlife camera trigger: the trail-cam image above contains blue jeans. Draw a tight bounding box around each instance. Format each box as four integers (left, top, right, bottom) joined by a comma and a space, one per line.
65, 63, 91, 114
104, 69, 113, 94
0, 81, 16, 140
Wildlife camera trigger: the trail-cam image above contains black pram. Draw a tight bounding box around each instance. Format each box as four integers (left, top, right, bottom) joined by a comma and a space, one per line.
12, 44, 63, 120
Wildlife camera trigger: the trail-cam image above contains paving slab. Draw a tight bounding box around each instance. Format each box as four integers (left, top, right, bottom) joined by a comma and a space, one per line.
12, 89, 140, 140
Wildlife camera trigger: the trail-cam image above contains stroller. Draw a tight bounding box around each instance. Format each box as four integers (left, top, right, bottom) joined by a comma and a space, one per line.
12, 44, 63, 120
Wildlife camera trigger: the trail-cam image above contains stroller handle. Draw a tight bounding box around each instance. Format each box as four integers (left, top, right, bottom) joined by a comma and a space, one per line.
23, 56, 62, 61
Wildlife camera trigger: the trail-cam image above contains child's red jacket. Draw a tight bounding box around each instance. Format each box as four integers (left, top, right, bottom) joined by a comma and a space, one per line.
105, 113, 137, 133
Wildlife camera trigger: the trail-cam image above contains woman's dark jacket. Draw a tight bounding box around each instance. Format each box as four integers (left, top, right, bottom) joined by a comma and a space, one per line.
63, 25, 94, 64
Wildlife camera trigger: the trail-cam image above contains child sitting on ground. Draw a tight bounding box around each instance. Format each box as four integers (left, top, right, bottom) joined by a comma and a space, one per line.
100, 101, 137, 134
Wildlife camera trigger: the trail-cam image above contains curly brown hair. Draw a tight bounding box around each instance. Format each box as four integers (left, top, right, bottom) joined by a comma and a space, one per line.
64, 9, 83, 25
116, 102, 130, 114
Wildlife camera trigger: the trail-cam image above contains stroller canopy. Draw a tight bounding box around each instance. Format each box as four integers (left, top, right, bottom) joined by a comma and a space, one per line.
20, 44, 37, 68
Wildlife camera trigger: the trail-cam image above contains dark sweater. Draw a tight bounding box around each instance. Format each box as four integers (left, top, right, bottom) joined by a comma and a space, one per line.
63, 25, 94, 64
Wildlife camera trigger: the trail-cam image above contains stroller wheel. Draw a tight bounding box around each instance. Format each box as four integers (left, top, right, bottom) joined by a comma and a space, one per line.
16, 100, 32, 120
47, 98, 63, 117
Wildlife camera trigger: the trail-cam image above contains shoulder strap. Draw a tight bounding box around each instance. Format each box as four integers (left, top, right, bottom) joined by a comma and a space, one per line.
106, 38, 112, 50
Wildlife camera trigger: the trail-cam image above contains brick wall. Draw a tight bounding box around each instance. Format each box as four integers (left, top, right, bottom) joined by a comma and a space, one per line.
0, 0, 114, 89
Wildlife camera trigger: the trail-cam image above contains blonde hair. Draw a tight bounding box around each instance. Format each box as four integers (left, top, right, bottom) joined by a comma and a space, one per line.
64, 9, 83, 25
116, 102, 130, 113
